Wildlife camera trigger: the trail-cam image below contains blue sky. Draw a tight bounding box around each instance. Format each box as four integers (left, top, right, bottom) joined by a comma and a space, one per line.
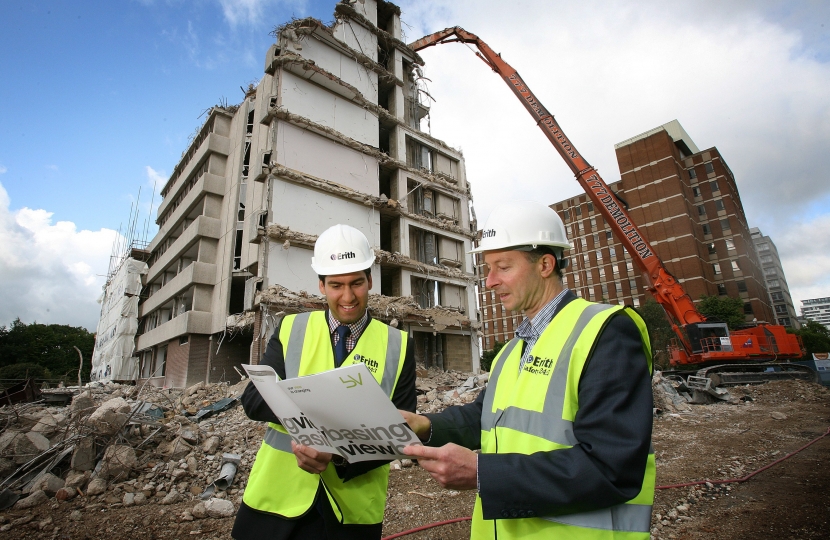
1, 0, 829, 330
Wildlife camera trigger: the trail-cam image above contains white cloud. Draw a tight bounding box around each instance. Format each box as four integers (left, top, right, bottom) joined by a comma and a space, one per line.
0, 182, 121, 331
0, 166, 6, 174
218, 0, 307, 27
394, 0, 830, 310
774, 213, 830, 312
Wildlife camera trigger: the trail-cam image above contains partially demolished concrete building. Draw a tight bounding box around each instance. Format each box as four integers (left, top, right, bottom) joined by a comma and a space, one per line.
134, 0, 480, 388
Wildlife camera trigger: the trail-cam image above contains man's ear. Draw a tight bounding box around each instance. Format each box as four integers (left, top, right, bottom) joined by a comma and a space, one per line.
318, 278, 327, 296
538, 253, 557, 279
366, 274, 373, 290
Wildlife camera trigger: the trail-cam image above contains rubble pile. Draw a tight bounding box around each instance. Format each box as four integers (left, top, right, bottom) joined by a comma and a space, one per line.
0, 378, 259, 530
414, 367, 488, 413
0, 364, 486, 535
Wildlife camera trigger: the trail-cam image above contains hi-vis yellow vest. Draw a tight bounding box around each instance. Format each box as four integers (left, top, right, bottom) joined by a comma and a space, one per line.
242, 312, 408, 524
472, 299, 655, 540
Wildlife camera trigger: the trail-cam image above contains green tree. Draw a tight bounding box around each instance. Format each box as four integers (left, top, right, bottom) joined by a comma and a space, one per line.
481, 341, 506, 372
697, 295, 745, 330
792, 321, 830, 360
635, 298, 676, 370
0, 319, 94, 381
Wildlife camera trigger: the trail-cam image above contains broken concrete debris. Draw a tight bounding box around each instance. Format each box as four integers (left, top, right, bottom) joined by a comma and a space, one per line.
0, 363, 490, 532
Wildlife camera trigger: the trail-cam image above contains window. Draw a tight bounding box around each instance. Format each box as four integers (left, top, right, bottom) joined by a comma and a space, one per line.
574, 273, 581, 284
566, 225, 572, 235
707, 242, 717, 255
768, 279, 780, 287
583, 254, 590, 265
629, 278, 637, 291
771, 291, 784, 301
575, 206, 582, 216
760, 255, 773, 264
562, 209, 571, 221
697, 205, 706, 216
601, 283, 609, 297
757, 242, 770, 251
609, 246, 616, 258
717, 284, 727, 295
692, 186, 701, 198
599, 266, 606, 278
689, 169, 697, 180
587, 202, 594, 211
581, 237, 588, 248
606, 231, 613, 241
737, 280, 747, 293
702, 224, 712, 235
743, 302, 753, 314
725, 239, 736, 251
579, 222, 585, 233
731, 260, 741, 272
710, 180, 719, 193
632, 297, 641, 307
590, 217, 597, 230
593, 233, 600, 245
596, 249, 603, 261
713, 263, 721, 275
626, 261, 634, 272
775, 304, 788, 314
615, 282, 623, 296
705, 162, 715, 174
720, 218, 731, 231
715, 199, 725, 211
764, 267, 778, 276
779, 317, 791, 327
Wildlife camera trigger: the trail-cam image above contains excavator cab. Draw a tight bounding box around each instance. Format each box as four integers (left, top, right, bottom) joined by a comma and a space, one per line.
686, 322, 732, 353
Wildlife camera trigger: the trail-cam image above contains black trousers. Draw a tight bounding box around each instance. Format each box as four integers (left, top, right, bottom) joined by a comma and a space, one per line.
231, 485, 383, 540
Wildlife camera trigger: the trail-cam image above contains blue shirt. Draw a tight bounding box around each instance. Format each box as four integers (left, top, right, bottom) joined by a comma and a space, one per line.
515, 288, 570, 373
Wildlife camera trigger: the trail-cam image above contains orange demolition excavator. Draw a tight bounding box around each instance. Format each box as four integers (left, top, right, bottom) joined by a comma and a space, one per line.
410, 27, 813, 388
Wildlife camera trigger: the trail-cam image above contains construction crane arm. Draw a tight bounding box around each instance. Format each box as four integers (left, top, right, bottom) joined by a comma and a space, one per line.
410, 27, 706, 351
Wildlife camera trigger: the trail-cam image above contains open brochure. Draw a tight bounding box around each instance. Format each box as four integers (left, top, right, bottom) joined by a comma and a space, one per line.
241, 363, 422, 463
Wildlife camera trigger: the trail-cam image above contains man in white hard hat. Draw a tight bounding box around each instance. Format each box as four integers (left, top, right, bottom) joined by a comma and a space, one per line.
233, 224, 416, 540
402, 201, 654, 540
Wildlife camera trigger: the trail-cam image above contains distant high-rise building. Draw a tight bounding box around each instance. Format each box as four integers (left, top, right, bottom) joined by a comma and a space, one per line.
801, 297, 830, 330
750, 227, 800, 328
477, 119, 774, 351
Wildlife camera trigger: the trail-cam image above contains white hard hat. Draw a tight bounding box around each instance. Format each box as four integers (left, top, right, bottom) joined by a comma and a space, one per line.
470, 201, 570, 254
311, 224, 375, 275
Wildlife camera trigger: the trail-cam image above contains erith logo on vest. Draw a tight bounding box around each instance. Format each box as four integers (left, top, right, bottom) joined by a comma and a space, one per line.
330, 251, 356, 261
353, 353, 379, 373
523, 355, 553, 376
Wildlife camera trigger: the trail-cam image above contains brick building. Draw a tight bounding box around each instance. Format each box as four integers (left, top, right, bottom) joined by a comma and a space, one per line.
477, 120, 773, 352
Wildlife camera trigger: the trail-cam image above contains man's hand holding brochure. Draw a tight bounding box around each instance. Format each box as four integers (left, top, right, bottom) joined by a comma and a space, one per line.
242, 363, 422, 463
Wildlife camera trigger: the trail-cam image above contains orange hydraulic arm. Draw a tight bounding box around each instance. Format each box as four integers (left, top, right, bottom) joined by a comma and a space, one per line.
411, 27, 705, 351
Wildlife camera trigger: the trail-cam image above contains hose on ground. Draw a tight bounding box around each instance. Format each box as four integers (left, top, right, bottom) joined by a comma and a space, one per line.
381, 426, 830, 539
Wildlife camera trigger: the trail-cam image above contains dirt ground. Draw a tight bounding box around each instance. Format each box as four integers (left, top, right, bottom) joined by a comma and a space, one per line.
2, 379, 828, 539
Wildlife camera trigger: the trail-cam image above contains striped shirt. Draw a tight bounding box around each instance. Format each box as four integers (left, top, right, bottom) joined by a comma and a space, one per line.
515, 288, 570, 373
327, 310, 369, 356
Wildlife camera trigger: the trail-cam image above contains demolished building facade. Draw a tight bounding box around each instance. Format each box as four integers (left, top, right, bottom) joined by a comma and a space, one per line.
134, 0, 480, 388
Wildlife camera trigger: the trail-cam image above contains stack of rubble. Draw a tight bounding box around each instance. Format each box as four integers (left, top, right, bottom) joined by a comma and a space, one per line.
0, 364, 486, 528
414, 367, 489, 413
0, 379, 254, 522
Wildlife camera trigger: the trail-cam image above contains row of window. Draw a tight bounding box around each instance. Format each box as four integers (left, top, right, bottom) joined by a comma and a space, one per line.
691, 179, 721, 198
696, 197, 726, 216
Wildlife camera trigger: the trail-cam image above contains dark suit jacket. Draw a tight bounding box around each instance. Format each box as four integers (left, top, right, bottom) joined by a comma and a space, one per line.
426, 291, 652, 520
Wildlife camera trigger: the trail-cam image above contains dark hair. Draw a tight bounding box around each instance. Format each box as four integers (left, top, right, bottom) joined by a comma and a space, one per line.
318, 268, 372, 284
523, 247, 563, 279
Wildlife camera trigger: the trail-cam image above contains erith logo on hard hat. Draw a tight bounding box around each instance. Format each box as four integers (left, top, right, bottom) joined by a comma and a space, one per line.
330, 251, 356, 261
481, 229, 496, 238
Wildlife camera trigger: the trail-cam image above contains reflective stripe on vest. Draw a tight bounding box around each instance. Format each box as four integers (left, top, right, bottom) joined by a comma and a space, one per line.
243, 312, 407, 524
475, 299, 654, 539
